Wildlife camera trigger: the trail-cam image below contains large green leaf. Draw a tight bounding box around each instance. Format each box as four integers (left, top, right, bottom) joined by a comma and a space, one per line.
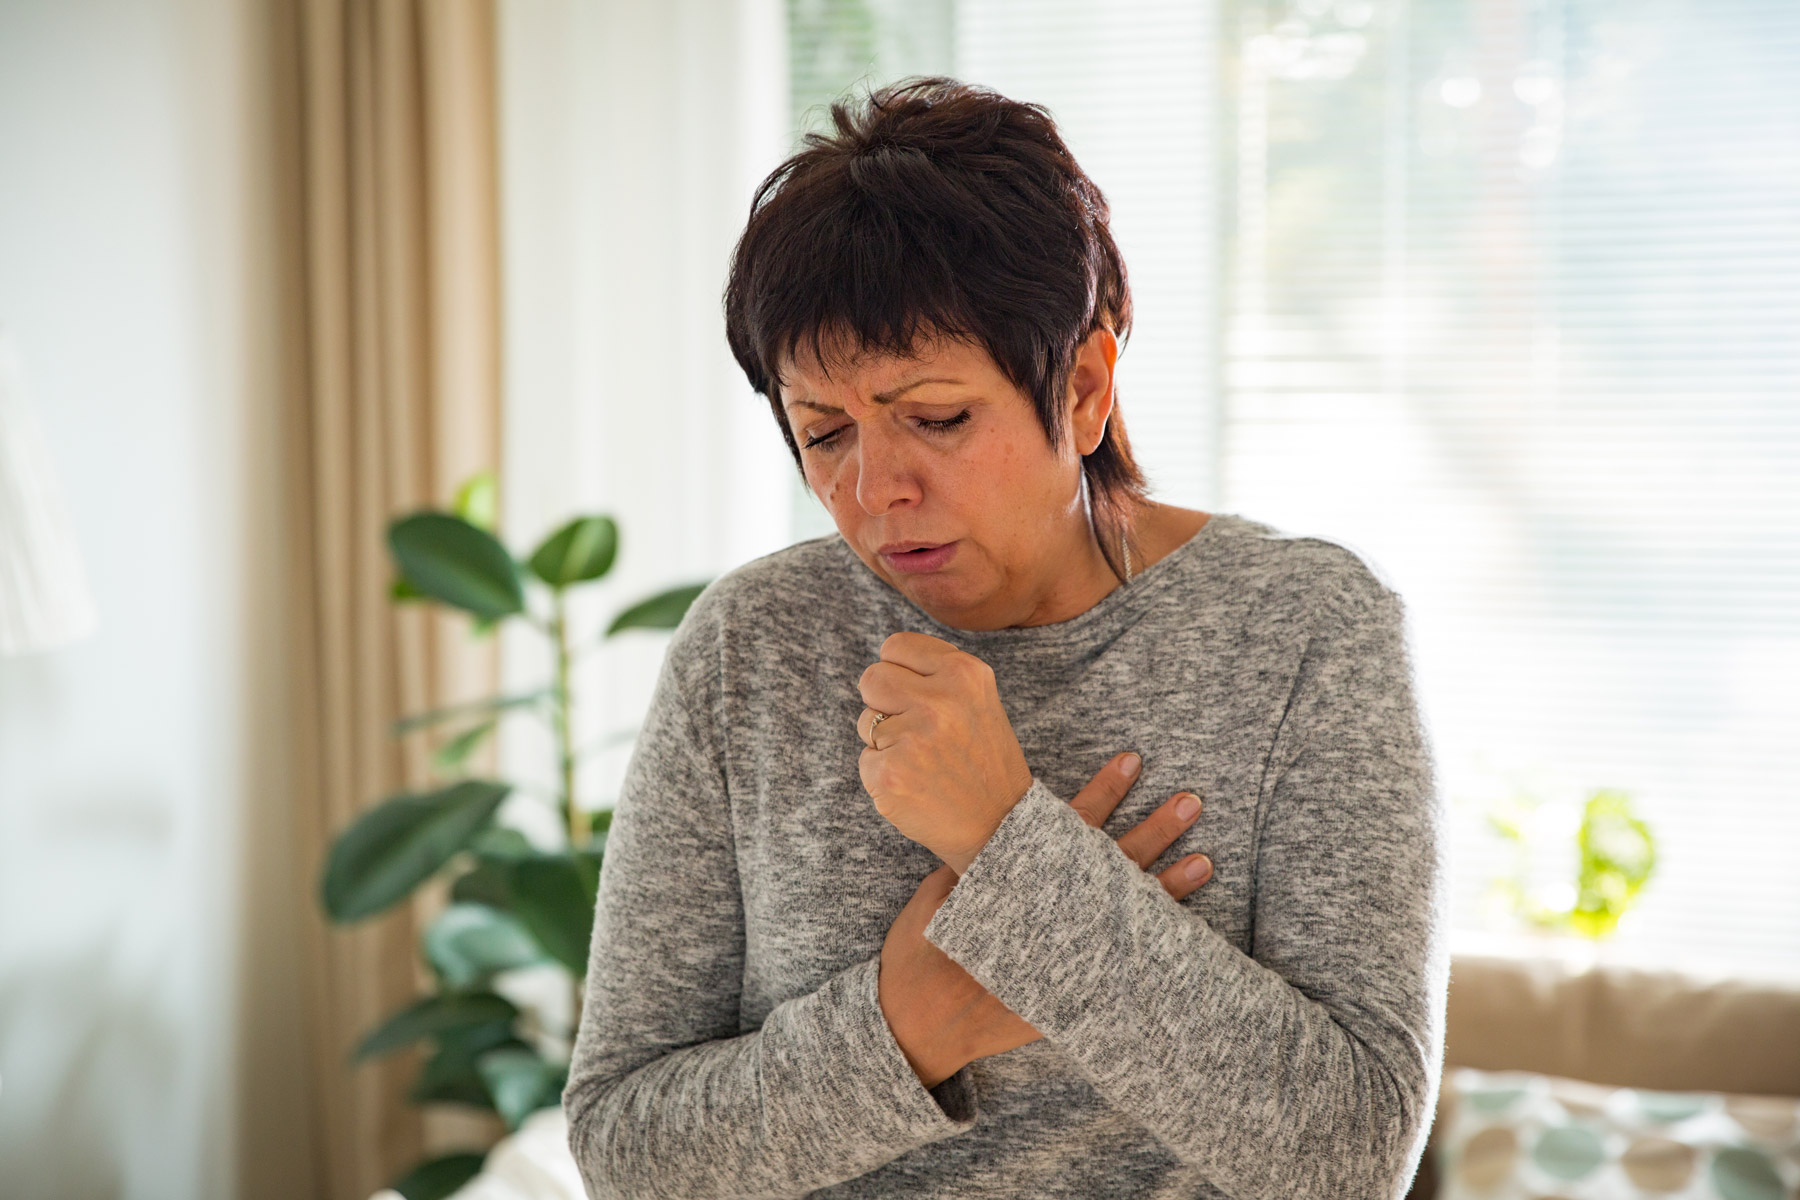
408, 1020, 522, 1106
352, 991, 520, 1062
447, 825, 549, 906
387, 1151, 488, 1200
506, 854, 601, 974
468, 825, 536, 860
393, 686, 550, 736
424, 902, 545, 988
604, 581, 708, 636
449, 859, 514, 909
475, 1046, 568, 1130
388, 511, 525, 621
526, 515, 618, 587
320, 781, 511, 922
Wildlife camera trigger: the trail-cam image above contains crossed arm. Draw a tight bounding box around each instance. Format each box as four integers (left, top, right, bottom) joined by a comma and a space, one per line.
562, 579, 1450, 1199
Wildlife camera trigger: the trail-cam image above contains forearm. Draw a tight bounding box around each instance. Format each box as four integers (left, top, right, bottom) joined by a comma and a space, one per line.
877, 945, 990, 1091
565, 954, 978, 1199
883, 1000, 961, 1091
923, 780, 1444, 1200
1039, 898, 1434, 1198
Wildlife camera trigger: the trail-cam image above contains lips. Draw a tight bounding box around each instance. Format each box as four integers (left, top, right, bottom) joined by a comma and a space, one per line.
879, 541, 958, 574
877, 541, 947, 555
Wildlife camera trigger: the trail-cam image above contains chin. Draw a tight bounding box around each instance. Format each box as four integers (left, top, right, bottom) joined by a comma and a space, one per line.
892, 573, 978, 621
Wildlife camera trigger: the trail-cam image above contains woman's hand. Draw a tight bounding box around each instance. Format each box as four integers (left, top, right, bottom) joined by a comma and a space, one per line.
878, 751, 1214, 1089
855, 631, 1035, 874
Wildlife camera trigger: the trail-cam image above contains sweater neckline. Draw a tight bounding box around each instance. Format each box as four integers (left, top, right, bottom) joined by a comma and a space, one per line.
836, 511, 1238, 651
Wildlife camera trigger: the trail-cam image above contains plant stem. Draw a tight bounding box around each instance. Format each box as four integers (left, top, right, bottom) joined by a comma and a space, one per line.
549, 591, 590, 1032
551, 589, 579, 849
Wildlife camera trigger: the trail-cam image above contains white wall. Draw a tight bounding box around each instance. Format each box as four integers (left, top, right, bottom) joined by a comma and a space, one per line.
496, 0, 798, 821
0, 1, 822, 1193
0, 2, 315, 1198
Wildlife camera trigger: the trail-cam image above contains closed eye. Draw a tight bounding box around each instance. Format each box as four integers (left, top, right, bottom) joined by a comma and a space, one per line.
802, 410, 972, 451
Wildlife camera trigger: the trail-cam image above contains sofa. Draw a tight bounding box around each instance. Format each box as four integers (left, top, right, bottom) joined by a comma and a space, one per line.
1404, 949, 1800, 1198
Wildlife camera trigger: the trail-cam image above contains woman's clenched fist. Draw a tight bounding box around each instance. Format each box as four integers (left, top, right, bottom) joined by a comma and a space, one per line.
856, 631, 1034, 875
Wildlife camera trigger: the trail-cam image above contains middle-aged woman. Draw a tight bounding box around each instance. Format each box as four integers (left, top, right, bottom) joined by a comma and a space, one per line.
563, 77, 1450, 1199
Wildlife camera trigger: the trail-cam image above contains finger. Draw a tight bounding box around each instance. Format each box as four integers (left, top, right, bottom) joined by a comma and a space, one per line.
1067, 752, 1142, 828
857, 660, 918, 720
1114, 791, 1203, 870
857, 706, 896, 747
1155, 853, 1214, 899
877, 630, 965, 674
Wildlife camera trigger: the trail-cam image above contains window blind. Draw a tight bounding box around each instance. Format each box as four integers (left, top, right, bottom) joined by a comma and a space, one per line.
1219, 0, 1800, 972
787, 0, 1800, 972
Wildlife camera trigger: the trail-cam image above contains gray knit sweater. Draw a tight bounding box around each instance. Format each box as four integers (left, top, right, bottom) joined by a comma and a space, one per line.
563, 511, 1451, 1199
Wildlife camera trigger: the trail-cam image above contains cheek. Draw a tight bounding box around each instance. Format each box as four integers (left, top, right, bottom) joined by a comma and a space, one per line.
962, 443, 1016, 494
809, 460, 845, 508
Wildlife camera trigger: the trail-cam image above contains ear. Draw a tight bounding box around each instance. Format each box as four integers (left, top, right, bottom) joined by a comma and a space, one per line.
1066, 326, 1120, 457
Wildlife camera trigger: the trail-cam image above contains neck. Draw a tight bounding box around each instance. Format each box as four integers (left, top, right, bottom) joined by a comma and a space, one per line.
922, 511, 1124, 632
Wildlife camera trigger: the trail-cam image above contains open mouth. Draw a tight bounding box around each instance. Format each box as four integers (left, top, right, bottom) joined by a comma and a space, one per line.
880, 542, 958, 574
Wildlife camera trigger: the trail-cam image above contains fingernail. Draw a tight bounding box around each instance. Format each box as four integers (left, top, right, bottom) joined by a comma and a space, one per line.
1175, 794, 1200, 820
1185, 855, 1211, 883
1120, 752, 1141, 776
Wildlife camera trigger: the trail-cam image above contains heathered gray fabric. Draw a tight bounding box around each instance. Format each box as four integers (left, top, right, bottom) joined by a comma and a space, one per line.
563, 511, 1451, 1199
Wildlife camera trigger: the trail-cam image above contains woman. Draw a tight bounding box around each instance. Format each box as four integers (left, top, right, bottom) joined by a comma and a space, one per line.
563, 78, 1449, 1199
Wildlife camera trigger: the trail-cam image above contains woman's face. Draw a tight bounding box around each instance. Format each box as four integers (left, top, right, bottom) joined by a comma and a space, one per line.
778, 329, 1121, 631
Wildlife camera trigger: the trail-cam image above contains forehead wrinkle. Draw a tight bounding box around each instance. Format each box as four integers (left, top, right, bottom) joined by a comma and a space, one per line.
775, 319, 980, 414
781, 376, 967, 416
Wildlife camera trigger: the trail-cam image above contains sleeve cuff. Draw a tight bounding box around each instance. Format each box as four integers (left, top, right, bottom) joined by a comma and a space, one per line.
766, 954, 978, 1145
921, 776, 1168, 1036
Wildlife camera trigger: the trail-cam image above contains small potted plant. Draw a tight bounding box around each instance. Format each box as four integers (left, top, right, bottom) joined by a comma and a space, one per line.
1484, 783, 1658, 940
319, 469, 709, 1200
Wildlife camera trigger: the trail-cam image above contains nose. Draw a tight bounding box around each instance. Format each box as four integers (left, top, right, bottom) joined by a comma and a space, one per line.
851, 421, 921, 515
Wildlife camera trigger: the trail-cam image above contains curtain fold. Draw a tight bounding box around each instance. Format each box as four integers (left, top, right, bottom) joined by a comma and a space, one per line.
284, 1, 503, 1196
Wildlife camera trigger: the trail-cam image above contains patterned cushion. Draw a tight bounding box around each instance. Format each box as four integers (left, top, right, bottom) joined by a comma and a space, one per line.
1433, 1066, 1800, 1199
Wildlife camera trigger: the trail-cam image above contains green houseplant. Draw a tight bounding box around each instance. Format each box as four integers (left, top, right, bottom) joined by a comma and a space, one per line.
1484, 784, 1659, 939
318, 470, 709, 1200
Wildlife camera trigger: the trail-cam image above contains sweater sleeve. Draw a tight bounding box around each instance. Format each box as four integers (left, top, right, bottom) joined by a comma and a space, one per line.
562, 611, 978, 1200
920, 568, 1450, 1200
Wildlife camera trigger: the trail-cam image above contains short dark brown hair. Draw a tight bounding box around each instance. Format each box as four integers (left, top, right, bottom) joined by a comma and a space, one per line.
723, 76, 1151, 581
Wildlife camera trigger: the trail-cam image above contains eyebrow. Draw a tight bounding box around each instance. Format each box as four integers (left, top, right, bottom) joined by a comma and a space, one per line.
782, 377, 966, 415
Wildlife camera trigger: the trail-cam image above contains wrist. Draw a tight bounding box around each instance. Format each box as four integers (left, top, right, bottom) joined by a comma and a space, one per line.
902, 1044, 961, 1090
943, 775, 1030, 874
879, 958, 968, 1090
891, 1016, 967, 1090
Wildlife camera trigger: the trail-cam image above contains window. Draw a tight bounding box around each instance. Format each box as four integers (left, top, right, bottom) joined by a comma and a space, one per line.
788, 0, 1800, 972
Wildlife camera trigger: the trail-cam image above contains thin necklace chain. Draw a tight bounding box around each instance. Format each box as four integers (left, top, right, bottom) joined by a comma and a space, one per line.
1121, 529, 1134, 584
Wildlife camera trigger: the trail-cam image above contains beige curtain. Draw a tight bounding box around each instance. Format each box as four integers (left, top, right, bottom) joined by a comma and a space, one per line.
282, 1, 504, 1196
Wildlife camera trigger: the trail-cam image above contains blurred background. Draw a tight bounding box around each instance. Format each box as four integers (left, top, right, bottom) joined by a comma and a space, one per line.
0, 0, 1795, 1197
